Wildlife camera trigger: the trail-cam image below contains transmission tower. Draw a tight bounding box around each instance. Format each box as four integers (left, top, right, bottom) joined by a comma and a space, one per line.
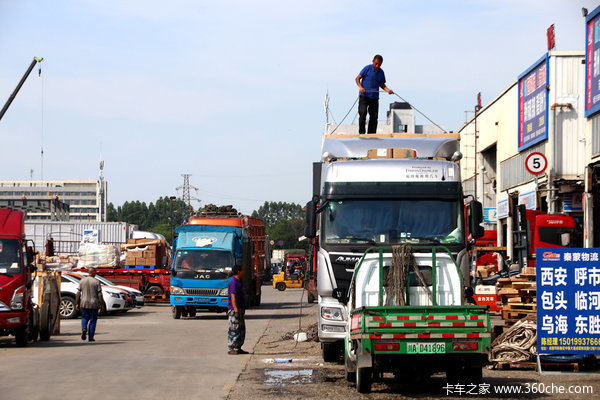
176, 174, 200, 221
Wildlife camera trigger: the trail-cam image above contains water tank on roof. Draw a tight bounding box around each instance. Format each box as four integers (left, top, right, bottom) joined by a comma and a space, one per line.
389, 102, 411, 110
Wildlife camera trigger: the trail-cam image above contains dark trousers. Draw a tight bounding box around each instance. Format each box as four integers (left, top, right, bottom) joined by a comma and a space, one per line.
358, 96, 379, 134
81, 308, 99, 340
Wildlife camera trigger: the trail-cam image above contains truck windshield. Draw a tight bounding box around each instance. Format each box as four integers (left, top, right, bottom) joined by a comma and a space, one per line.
174, 250, 233, 279
0, 239, 22, 275
323, 199, 463, 245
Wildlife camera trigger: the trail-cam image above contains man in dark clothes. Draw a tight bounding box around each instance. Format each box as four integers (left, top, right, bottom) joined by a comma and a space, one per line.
227, 262, 248, 355
76, 267, 105, 342
355, 54, 394, 134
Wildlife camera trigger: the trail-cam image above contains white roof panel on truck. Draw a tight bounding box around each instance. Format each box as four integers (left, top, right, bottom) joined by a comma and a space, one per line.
321, 133, 460, 160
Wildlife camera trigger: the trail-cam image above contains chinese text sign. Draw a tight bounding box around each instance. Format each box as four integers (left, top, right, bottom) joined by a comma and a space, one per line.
586, 6, 600, 117
537, 248, 600, 354
518, 55, 548, 151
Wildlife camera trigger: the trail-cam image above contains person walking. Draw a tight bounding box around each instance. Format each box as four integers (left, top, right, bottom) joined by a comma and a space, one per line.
227, 263, 248, 355
355, 54, 394, 134
76, 267, 105, 342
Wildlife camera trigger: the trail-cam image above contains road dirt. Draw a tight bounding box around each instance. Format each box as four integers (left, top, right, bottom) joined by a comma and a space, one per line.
228, 290, 600, 400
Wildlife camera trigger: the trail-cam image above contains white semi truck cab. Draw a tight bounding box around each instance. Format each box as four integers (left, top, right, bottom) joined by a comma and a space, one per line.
304, 133, 484, 362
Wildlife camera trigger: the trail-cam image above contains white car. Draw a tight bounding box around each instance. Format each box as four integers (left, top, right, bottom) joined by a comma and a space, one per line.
59, 273, 131, 319
78, 272, 144, 307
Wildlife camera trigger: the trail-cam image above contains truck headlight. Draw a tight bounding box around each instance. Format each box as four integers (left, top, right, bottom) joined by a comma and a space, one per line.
321, 306, 343, 321
10, 285, 25, 310
218, 288, 228, 296
170, 286, 185, 295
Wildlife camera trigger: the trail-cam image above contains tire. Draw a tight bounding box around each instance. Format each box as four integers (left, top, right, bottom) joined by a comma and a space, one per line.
59, 295, 78, 320
28, 306, 39, 342
322, 342, 341, 363
344, 343, 356, 382
356, 366, 372, 393
172, 306, 182, 319
39, 302, 51, 341
307, 292, 315, 303
188, 308, 197, 318
276, 282, 286, 291
14, 325, 27, 347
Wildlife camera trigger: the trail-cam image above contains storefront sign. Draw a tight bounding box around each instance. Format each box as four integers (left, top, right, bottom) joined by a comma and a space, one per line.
518, 191, 536, 210
483, 208, 497, 224
537, 248, 600, 354
518, 55, 549, 151
586, 6, 600, 117
497, 199, 508, 220
564, 192, 584, 212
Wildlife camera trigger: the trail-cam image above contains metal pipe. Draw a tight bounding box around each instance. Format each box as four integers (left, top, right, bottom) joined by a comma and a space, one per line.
0, 57, 43, 122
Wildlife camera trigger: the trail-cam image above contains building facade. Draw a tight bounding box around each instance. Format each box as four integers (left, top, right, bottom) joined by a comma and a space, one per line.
459, 50, 586, 260
0, 180, 108, 221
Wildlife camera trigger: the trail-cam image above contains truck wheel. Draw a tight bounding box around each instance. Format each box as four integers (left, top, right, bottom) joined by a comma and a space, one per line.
276, 282, 286, 291
172, 306, 182, 319
60, 295, 78, 319
356, 366, 372, 393
307, 292, 315, 303
188, 308, 197, 318
39, 302, 51, 341
322, 342, 341, 363
27, 306, 39, 342
14, 325, 27, 347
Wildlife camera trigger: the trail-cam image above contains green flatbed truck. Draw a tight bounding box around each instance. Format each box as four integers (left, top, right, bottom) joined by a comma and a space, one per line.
342, 246, 491, 393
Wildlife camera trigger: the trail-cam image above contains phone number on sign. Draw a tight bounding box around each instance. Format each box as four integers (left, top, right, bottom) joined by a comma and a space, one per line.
554, 337, 600, 346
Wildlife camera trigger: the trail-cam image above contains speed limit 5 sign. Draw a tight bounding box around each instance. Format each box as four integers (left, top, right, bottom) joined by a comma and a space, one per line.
525, 152, 547, 175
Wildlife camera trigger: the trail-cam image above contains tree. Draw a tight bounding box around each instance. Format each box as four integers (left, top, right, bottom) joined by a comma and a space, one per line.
252, 201, 308, 251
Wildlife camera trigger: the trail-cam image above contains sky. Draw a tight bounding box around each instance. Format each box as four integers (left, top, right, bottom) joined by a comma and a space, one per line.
1, 0, 599, 215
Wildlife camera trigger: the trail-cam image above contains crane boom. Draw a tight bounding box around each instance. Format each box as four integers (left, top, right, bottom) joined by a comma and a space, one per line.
0, 57, 44, 122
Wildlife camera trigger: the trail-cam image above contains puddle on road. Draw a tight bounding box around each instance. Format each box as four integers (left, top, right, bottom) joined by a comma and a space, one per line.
263, 369, 315, 386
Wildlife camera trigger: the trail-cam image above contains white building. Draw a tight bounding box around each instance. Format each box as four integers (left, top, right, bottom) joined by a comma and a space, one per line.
0, 179, 108, 221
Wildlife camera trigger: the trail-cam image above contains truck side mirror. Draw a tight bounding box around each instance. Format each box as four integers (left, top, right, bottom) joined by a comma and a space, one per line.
26, 246, 35, 265
332, 288, 348, 304
29, 264, 38, 273
304, 200, 317, 239
468, 200, 484, 240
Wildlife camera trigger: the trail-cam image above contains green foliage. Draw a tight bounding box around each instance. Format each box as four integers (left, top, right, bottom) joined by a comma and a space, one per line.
252, 201, 307, 251
106, 196, 189, 242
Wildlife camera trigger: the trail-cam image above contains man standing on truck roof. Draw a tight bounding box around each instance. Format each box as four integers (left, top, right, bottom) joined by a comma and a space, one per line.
227, 263, 248, 355
355, 54, 394, 134
76, 267, 105, 342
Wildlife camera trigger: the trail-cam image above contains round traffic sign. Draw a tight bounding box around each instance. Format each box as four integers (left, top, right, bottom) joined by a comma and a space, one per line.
269, 240, 274, 246
525, 152, 547, 175
278, 240, 284, 246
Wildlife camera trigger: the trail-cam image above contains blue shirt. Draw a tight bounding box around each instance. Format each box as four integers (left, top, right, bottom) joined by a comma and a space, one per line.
227, 276, 245, 311
359, 64, 386, 99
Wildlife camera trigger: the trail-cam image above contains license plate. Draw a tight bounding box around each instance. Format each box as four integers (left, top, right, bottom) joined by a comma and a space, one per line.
407, 342, 446, 354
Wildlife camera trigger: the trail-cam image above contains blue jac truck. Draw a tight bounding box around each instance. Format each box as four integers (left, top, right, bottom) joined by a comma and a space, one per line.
169, 213, 267, 318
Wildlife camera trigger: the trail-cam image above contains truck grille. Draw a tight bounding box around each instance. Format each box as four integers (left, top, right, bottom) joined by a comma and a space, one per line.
185, 288, 219, 296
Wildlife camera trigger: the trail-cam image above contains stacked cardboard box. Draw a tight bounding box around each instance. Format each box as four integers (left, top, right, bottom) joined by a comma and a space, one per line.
476, 263, 496, 278
367, 148, 418, 159
496, 267, 537, 327
122, 238, 167, 267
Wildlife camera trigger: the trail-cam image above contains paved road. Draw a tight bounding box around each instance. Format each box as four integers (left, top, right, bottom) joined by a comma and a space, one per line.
0, 285, 304, 400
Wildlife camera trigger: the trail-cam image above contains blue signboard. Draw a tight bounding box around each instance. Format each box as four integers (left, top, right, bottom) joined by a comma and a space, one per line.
537, 248, 600, 354
586, 6, 600, 117
483, 207, 497, 224
563, 192, 584, 212
518, 54, 549, 151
